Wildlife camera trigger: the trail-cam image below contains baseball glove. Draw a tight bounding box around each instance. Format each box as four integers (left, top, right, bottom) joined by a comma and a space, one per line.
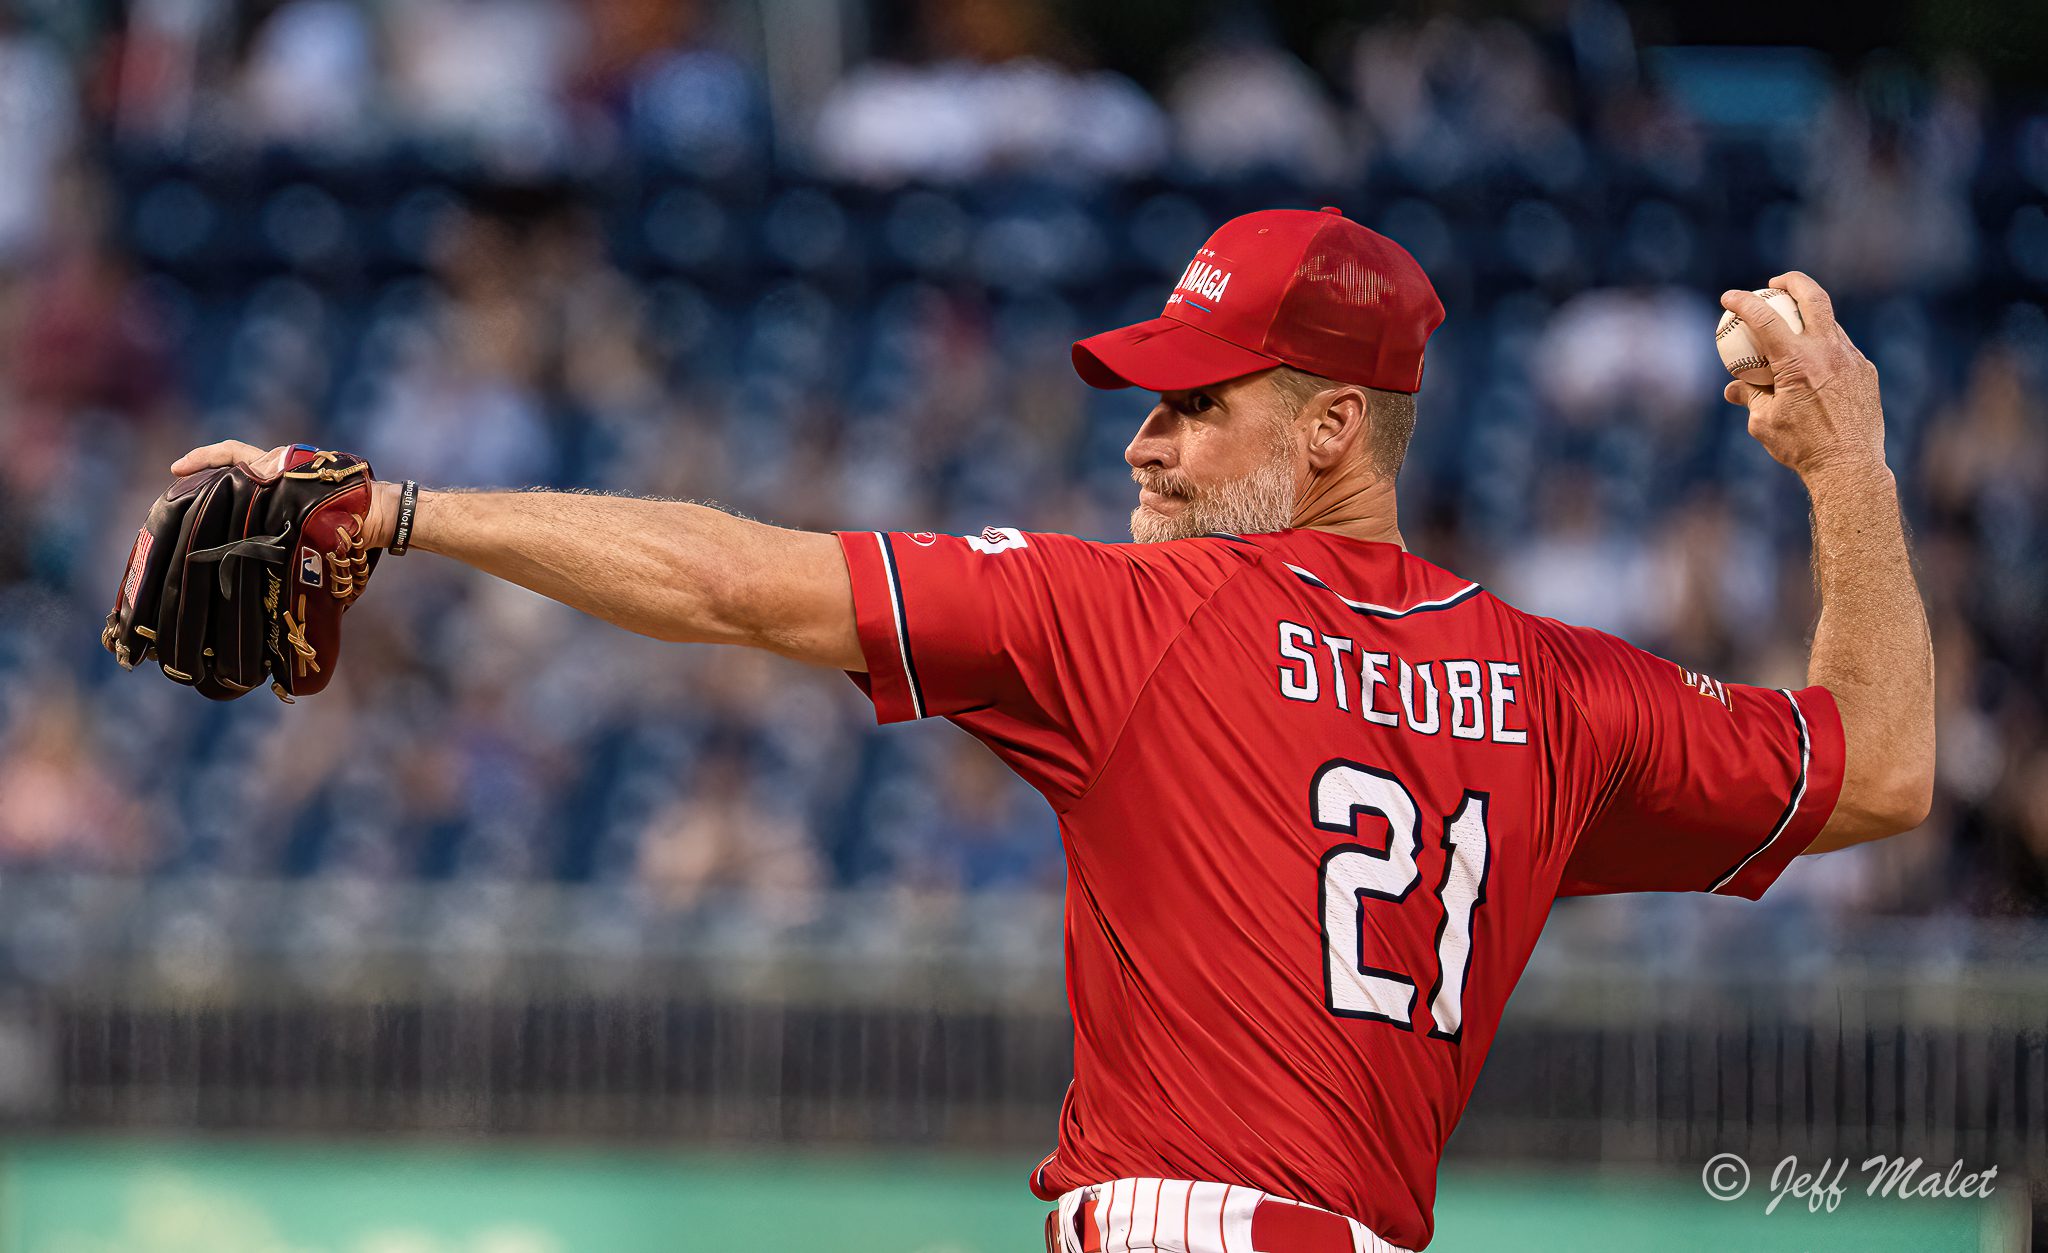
101, 444, 380, 702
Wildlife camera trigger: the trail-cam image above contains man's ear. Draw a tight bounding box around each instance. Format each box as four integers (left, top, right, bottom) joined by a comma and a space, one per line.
1304, 386, 1370, 473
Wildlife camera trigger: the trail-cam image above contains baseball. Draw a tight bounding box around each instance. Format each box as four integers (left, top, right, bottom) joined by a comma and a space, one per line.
1715, 287, 1805, 387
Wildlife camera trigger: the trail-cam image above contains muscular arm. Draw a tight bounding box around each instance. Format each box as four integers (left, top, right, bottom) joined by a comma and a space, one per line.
1720, 276, 1934, 853
395, 489, 865, 670
164, 441, 865, 671
1800, 464, 1935, 850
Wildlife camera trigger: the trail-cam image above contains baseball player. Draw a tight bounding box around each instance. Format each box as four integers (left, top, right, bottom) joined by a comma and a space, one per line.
169, 207, 1932, 1252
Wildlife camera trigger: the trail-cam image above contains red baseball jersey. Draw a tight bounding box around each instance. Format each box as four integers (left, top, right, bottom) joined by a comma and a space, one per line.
835, 526, 1845, 1250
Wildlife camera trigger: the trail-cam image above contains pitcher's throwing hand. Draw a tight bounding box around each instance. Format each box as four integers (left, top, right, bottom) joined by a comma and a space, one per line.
1720, 273, 1887, 479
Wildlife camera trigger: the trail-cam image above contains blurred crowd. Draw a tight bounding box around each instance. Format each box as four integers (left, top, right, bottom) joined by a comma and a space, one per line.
0, 0, 2044, 931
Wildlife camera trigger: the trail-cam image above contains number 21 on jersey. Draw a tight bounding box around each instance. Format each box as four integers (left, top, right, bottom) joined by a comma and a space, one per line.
1312, 760, 1491, 1041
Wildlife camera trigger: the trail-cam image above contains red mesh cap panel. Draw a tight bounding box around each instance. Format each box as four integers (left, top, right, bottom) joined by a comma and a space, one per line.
1268, 214, 1446, 392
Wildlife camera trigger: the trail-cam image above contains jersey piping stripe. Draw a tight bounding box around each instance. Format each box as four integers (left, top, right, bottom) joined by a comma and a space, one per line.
875, 533, 925, 719
1031, 1147, 1056, 1196
1284, 563, 1484, 619
1708, 688, 1812, 894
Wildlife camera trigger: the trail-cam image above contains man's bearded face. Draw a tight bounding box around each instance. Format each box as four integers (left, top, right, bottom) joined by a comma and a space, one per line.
1129, 397, 1301, 543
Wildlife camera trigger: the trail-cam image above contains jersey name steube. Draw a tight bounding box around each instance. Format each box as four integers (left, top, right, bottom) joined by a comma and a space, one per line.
1276, 620, 1528, 745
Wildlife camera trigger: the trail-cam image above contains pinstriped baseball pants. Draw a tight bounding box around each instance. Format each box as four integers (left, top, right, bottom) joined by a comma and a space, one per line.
1044, 1177, 1410, 1253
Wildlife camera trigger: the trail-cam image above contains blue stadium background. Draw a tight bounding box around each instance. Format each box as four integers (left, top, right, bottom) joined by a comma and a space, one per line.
0, 2, 2045, 1247
3, 0, 2041, 920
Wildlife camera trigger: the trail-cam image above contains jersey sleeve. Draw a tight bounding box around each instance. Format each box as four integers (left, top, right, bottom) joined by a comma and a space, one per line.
1535, 618, 1847, 900
834, 528, 1249, 804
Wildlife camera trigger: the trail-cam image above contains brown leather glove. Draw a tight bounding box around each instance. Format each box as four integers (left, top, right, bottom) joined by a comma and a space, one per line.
103, 445, 380, 702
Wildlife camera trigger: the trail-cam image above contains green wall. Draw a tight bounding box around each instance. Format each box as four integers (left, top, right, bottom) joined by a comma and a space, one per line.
0, 1141, 2015, 1252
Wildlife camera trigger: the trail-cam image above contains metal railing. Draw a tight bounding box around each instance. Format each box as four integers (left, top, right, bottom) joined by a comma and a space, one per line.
0, 874, 2041, 1176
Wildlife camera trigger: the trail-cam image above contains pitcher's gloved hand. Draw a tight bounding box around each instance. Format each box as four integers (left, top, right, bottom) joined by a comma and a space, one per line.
102, 442, 384, 702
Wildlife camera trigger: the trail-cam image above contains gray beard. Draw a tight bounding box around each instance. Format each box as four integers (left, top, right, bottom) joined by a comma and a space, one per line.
1129, 449, 1298, 543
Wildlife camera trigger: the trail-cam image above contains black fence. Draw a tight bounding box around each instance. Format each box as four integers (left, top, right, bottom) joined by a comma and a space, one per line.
0, 877, 2042, 1180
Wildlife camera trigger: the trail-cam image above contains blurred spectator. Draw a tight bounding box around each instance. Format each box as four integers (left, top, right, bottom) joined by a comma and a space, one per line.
0, 9, 76, 262
1529, 286, 1720, 430
1588, 81, 1704, 188
576, 0, 765, 168
1789, 58, 1982, 294
104, 0, 211, 139
238, 0, 379, 145
1347, 15, 1581, 185
5, 171, 174, 423
1496, 469, 1655, 639
637, 748, 824, 923
1923, 344, 2047, 534
1165, 15, 1348, 182
0, 681, 146, 868
359, 209, 556, 486
1642, 489, 1781, 674
811, 0, 1165, 183
385, 0, 586, 155
878, 737, 1059, 895
1987, 748, 2048, 915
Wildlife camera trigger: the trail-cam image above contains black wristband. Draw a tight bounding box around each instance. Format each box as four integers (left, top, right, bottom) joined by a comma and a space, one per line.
390, 480, 420, 555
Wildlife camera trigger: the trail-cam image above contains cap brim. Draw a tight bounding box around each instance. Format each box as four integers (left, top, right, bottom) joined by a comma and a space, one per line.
1072, 316, 1283, 391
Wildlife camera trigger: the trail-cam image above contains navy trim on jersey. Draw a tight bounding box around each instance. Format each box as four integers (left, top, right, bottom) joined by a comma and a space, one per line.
1204, 532, 1260, 547
1284, 562, 1484, 619
1031, 1151, 1053, 1193
1708, 688, 1812, 894
876, 533, 926, 719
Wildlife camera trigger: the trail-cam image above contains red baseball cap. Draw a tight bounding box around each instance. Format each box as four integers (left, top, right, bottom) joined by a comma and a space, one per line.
1073, 206, 1445, 394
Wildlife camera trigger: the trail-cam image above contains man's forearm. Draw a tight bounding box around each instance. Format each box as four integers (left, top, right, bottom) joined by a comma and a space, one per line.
379, 486, 864, 670
1803, 461, 1934, 849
